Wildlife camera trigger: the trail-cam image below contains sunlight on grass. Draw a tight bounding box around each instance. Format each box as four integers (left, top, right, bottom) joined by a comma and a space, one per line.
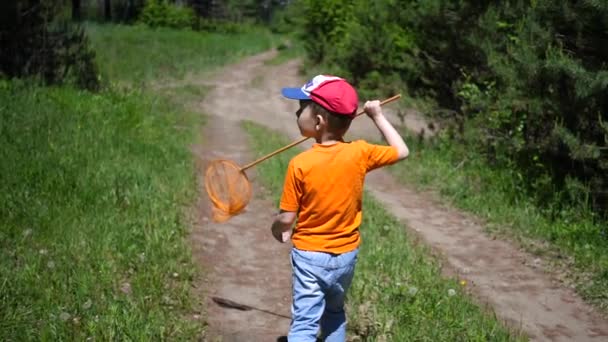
241, 120, 525, 341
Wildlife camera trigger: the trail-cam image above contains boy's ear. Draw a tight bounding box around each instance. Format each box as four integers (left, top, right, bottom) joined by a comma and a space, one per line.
315, 114, 325, 129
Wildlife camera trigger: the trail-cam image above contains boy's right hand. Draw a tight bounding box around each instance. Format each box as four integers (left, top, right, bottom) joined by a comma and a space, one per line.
364, 99, 410, 160
364, 100, 383, 119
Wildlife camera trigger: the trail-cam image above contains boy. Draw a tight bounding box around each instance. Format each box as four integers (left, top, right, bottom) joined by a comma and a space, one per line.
271, 75, 409, 342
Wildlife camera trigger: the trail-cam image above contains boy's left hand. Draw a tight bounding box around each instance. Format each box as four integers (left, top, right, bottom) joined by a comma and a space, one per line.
280, 230, 291, 243
271, 210, 296, 243
271, 224, 291, 243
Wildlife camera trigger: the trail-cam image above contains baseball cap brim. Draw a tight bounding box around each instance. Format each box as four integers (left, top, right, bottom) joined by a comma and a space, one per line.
281, 87, 310, 100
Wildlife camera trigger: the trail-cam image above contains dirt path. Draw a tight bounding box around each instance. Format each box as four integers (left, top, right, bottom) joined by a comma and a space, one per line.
191, 112, 292, 341
189, 50, 608, 341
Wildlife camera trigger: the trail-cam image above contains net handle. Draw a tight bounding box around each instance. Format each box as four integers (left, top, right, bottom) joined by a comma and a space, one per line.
240, 94, 402, 171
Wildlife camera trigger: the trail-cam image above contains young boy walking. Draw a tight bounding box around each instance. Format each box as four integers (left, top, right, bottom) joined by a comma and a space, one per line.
271, 75, 409, 341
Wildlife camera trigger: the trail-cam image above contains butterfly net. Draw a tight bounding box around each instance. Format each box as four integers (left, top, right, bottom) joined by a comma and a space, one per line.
204, 159, 252, 222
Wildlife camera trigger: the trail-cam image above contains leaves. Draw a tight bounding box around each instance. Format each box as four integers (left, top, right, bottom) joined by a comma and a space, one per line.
291, 0, 608, 214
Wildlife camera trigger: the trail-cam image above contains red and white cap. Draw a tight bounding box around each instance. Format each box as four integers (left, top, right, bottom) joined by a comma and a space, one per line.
281, 75, 358, 116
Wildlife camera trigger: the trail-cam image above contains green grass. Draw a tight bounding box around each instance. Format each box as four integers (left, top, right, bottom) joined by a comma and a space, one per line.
389, 128, 608, 313
86, 22, 279, 85
0, 81, 203, 340
241, 121, 525, 341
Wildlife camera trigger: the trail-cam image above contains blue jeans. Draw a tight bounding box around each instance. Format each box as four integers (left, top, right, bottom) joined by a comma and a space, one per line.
288, 247, 359, 342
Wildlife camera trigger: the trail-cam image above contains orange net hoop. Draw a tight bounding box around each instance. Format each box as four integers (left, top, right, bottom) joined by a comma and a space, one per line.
204, 159, 252, 222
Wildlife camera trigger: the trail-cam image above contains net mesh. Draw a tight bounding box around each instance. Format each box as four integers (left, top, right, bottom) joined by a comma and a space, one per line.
204, 159, 252, 222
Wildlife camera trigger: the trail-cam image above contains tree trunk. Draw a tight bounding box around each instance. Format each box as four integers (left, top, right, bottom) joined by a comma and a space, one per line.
104, 0, 111, 21
72, 0, 81, 21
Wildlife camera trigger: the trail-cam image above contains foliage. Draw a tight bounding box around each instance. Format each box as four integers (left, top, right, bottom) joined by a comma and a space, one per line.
58, 0, 295, 26
195, 18, 253, 33
139, 0, 197, 29
0, 0, 100, 90
461, 2, 608, 216
112, 0, 148, 22
286, 0, 608, 312
189, 0, 285, 23
137, 0, 290, 32
269, 0, 306, 34
296, 0, 416, 99
292, 0, 608, 219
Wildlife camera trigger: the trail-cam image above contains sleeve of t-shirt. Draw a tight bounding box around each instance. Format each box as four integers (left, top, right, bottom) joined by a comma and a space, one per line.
279, 159, 301, 212
362, 140, 399, 172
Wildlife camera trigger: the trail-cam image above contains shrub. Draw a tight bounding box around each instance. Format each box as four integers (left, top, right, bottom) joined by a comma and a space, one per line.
293, 0, 608, 217
139, 0, 196, 29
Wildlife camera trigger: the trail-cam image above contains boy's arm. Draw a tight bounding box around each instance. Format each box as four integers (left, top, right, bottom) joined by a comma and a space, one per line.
271, 210, 297, 243
364, 100, 409, 160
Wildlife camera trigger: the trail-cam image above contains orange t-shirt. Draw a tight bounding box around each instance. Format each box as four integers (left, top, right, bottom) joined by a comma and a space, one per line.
279, 140, 399, 254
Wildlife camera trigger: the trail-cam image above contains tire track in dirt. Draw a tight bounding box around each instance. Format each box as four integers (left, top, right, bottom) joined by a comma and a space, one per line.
191, 49, 608, 341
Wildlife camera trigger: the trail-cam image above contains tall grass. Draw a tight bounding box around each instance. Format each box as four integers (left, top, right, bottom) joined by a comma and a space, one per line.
86, 23, 279, 85
241, 121, 524, 341
389, 128, 608, 313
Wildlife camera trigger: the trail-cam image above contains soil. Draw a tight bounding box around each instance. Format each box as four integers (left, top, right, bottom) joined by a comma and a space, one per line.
187, 50, 608, 341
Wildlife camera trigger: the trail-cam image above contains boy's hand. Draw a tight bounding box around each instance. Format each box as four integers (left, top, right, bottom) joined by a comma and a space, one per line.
271, 210, 296, 243
364, 100, 383, 119
280, 230, 292, 243
365, 99, 410, 160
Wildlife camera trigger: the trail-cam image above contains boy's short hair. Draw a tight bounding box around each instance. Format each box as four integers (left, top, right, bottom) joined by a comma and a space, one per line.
308, 101, 352, 133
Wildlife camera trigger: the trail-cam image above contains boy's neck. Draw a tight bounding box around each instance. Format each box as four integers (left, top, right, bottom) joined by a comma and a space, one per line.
315, 131, 345, 145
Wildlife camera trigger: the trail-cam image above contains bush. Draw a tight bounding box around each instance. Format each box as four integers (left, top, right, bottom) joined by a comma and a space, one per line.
269, 1, 305, 34
458, 2, 608, 215
293, 0, 608, 218
139, 0, 196, 29
195, 18, 251, 34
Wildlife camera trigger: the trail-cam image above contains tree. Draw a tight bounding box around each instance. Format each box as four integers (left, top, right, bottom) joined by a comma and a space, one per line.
72, 0, 81, 20
104, 0, 111, 20
294, 0, 608, 216
0, 0, 99, 90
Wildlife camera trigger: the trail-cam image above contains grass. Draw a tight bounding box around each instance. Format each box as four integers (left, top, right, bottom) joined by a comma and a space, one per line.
0, 81, 202, 340
388, 128, 608, 313
0, 23, 285, 339
86, 22, 279, 85
241, 121, 525, 341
